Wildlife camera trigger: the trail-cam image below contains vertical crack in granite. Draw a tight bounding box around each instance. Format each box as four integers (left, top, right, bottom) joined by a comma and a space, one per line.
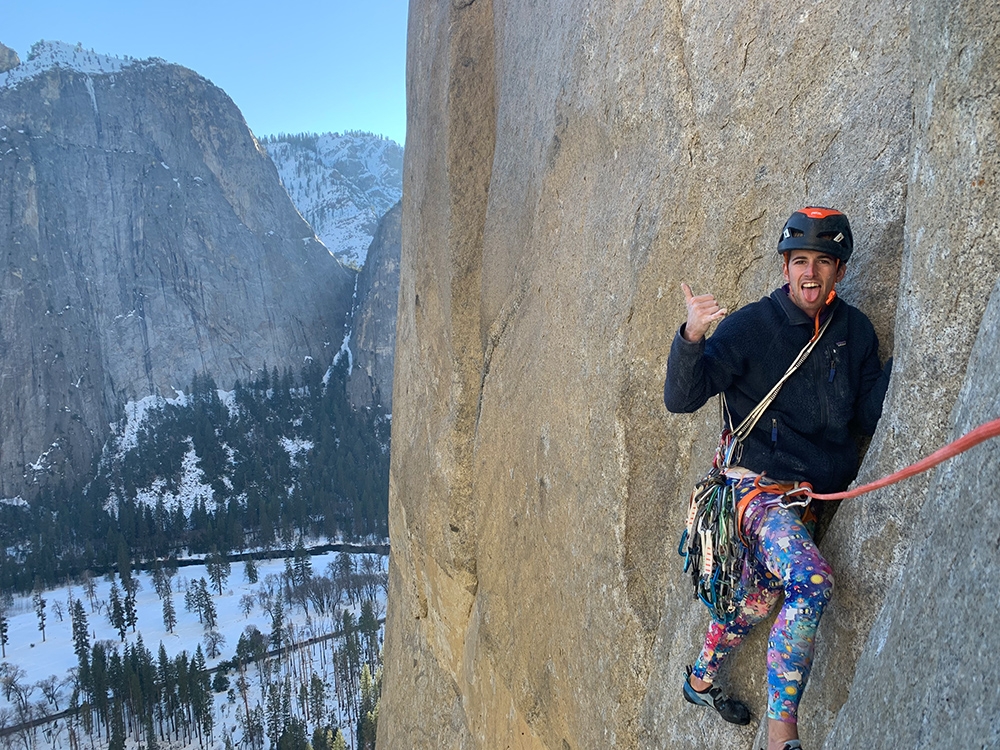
443, 0, 496, 594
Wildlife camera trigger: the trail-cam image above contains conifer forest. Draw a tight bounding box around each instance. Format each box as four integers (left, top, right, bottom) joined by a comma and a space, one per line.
0, 357, 390, 592
0, 357, 391, 749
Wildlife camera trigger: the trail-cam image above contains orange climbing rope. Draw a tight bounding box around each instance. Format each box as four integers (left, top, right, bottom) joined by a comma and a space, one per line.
781, 416, 1000, 502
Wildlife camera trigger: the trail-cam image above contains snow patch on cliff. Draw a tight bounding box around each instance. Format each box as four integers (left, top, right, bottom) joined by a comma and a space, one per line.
0, 40, 158, 90
264, 132, 402, 266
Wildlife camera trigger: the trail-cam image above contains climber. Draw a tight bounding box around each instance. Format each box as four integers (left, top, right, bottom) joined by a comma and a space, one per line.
663, 207, 892, 750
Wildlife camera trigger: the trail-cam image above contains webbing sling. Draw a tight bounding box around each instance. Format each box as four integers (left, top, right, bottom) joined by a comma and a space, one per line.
724, 314, 831, 541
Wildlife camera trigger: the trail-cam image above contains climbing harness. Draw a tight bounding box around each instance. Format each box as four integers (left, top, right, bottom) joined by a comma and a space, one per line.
678, 313, 833, 623
680, 407, 1000, 623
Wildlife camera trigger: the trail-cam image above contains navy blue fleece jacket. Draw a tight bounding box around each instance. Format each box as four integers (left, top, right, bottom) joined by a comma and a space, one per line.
664, 287, 890, 495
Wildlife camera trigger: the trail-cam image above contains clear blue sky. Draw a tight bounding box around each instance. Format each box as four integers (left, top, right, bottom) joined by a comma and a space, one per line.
2, 0, 409, 145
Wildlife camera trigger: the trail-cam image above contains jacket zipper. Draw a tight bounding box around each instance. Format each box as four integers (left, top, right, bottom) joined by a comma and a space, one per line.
817, 345, 829, 430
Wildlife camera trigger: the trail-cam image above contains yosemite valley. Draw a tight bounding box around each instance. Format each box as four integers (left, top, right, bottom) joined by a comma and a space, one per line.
0, 40, 400, 750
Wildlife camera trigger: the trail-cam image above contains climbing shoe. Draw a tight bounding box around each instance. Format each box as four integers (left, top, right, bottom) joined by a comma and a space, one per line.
682, 666, 751, 725
781, 742, 802, 750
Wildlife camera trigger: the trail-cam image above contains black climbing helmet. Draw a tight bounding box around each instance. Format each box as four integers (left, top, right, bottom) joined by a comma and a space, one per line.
777, 206, 853, 263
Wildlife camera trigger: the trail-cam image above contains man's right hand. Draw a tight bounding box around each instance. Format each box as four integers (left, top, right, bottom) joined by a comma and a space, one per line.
682, 283, 727, 342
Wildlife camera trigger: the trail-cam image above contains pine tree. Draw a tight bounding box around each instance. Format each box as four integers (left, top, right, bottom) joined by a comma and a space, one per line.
173, 652, 190, 743
151, 561, 169, 600
184, 582, 200, 623
190, 646, 213, 744
108, 700, 126, 750
0, 607, 8, 658
309, 672, 326, 726
157, 643, 174, 740
266, 681, 283, 749
357, 664, 381, 750
212, 669, 229, 694
122, 576, 138, 633
270, 599, 285, 651
162, 592, 177, 633
145, 714, 160, 750
32, 588, 47, 642
313, 726, 348, 750
109, 582, 127, 641
90, 642, 110, 735
106, 649, 124, 735
199, 578, 217, 630
293, 540, 313, 585
207, 550, 231, 595
359, 599, 380, 669
71, 598, 90, 685
116, 540, 132, 586
244, 555, 259, 584
277, 715, 308, 750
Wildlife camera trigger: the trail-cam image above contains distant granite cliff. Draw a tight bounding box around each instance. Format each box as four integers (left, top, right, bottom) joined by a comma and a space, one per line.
0, 44, 18, 74
0, 41, 355, 501
380, 1, 999, 749
347, 200, 401, 414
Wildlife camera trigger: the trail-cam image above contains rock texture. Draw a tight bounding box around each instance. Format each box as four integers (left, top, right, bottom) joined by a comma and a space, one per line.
347, 200, 401, 413
0, 43, 355, 501
380, 1, 1000, 748
0, 44, 18, 74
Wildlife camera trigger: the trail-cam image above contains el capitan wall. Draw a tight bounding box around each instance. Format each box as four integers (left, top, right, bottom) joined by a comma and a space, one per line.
380, 1, 1000, 747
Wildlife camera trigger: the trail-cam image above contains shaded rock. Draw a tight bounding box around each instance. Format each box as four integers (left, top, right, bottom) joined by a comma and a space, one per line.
347, 200, 402, 413
0, 43, 18, 74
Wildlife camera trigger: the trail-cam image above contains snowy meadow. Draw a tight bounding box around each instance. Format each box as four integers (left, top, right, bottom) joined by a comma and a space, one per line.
0, 549, 386, 750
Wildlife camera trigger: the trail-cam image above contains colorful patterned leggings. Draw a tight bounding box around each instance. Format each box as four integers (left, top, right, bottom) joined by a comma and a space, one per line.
691, 494, 834, 723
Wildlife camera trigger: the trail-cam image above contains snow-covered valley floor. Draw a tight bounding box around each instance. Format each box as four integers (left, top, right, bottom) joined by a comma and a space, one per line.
0, 549, 386, 749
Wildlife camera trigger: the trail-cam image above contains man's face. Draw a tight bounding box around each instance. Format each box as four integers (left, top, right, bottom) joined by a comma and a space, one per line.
782, 249, 846, 318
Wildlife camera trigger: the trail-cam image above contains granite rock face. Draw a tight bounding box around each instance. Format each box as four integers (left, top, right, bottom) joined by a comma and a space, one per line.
347, 200, 401, 413
0, 45, 355, 500
0, 44, 18, 74
380, 0, 1000, 748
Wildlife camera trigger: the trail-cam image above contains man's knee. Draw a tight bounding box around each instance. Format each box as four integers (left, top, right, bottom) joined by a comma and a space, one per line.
788, 561, 834, 614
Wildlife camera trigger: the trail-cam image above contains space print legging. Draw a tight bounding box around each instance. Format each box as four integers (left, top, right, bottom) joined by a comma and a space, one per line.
691, 485, 834, 723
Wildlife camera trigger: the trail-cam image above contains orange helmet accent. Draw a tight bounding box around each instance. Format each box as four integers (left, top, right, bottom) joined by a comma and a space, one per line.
800, 206, 844, 219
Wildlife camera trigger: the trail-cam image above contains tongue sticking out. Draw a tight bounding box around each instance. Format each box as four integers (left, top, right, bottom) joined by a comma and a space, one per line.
801, 283, 822, 305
